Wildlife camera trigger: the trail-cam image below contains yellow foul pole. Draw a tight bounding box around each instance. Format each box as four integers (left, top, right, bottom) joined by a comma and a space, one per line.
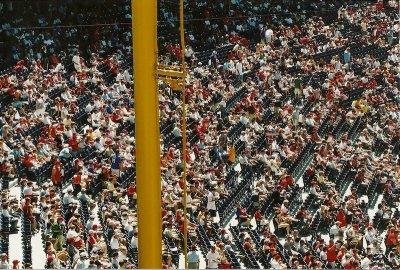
179, 0, 188, 268
132, 0, 162, 268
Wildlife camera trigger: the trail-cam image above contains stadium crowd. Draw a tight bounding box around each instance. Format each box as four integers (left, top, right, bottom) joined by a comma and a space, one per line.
0, 0, 399, 269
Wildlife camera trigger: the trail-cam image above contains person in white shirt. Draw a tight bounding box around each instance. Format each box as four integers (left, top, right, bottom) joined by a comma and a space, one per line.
117, 246, 128, 263
265, 28, 273, 42
22, 181, 34, 197
123, 69, 132, 83
72, 51, 82, 73
61, 88, 75, 102
110, 233, 120, 252
41, 112, 52, 125
66, 226, 79, 241
270, 254, 284, 269
280, 200, 289, 214
35, 94, 45, 113
86, 215, 95, 231
40, 206, 50, 225
1, 203, 10, 218
184, 45, 194, 62
235, 60, 243, 82
115, 71, 124, 82
206, 246, 220, 269
74, 253, 87, 269
364, 226, 377, 244
131, 232, 138, 249
172, 125, 182, 137
345, 224, 355, 241
330, 221, 341, 238
63, 189, 73, 205
239, 113, 249, 125
360, 254, 373, 269
0, 253, 9, 269
206, 189, 219, 222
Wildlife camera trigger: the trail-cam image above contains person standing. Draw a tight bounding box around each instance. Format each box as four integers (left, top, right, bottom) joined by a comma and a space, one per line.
387, 29, 394, 45
72, 51, 82, 73
0, 253, 9, 269
187, 247, 200, 269
206, 188, 219, 222
235, 60, 243, 83
206, 246, 220, 269
111, 253, 119, 269
51, 160, 63, 190
75, 253, 87, 269
326, 239, 337, 268
265, 28, 273, 43
71, 172, 82, 197
227, 142, 235, 165
52, 217, 65, 251
11, 259, 19, 269
110, 149, 123, 177
343, 47, 351, 64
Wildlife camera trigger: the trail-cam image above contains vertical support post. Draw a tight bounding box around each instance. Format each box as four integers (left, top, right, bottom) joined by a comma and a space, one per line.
179, 0, 188, 268
132, 0, 162, 268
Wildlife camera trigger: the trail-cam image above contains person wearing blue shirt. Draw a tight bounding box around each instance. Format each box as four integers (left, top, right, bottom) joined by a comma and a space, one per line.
110, 150, 122, 177
105, 100, 114, 115
59, 146, 72, 161
187, 247, 200, 269
10, 145, 22, 160
87, 160, 95, 173
343, 47, 351, 64
101, 89, 113, 100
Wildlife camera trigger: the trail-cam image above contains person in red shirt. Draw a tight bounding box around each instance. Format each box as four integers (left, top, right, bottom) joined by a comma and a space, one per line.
22, 197, 35, 229
49, 123, 57, 138
337, 246, 347, 261
326, 239, 337, 268
68, 132, 80, 156
254, 208, 265, 230
385, 227, 398, 252
303, 251, 312, 266
300, 37, 308, 45
52, 160, 63, 190
355, 169, 365, 183
174, 44, 181, 59
336, 208, 347, 228
375, 0, 383, 11
22, 153, 34, 168
243, 238, 252, 250
22, 197, 31, 214
127, 182, 136, 204
240, 37, 248, 48
236, 204, 251, 228
231, 33, 239, 43
71, 172, 82, 197
166, 42, 174, 54
14, 60, 26, 73
87, 230, 99, 253
342, 257, 354, 270
111, 109, 123, 123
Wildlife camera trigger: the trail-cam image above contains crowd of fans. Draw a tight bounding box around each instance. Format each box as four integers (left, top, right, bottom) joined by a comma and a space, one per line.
0, 0, 399, 269
158, 0, 344, 55
0, 0, 131, 69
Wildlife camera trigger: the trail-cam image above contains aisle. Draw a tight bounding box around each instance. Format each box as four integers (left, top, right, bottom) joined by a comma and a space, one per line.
8, 186, 47, 269
31, 231, 47, 269
8, 187, 22, 264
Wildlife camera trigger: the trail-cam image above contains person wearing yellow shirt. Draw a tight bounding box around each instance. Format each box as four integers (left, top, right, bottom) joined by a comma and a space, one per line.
107, 176, 117, 193
86, 127, 96, 142
228, 142, 235, 165
63, 114, 72, 127
354, 99, 367, 114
